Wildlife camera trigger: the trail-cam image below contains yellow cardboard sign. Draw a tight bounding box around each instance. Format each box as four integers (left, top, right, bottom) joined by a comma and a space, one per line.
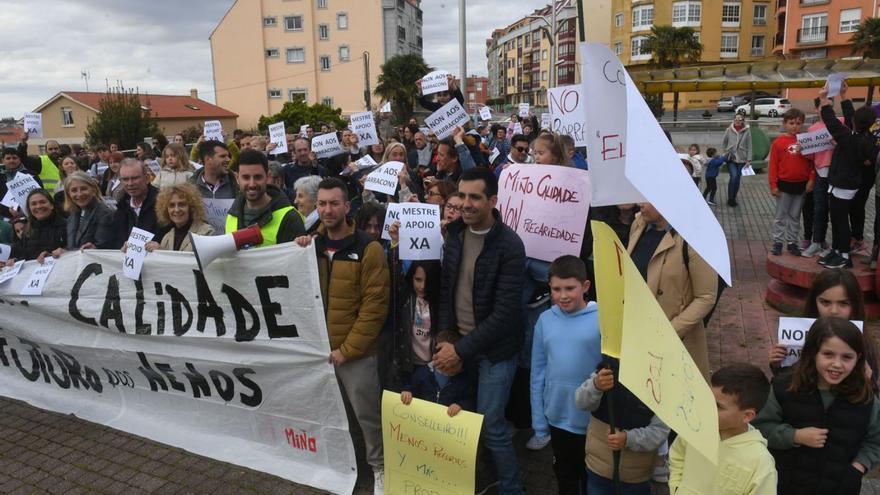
619, 257, 719, 465
381, 390, 483, 494
591, 220, 625, 357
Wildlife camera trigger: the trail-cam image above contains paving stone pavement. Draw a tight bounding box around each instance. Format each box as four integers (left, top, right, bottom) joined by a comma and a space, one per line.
2, 171, 880, 494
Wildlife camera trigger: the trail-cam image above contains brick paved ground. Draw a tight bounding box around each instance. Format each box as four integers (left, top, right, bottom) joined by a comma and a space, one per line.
3, 172, 880, 494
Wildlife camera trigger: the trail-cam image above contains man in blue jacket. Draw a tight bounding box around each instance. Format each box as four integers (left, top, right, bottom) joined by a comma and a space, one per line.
434, 167, 526, 494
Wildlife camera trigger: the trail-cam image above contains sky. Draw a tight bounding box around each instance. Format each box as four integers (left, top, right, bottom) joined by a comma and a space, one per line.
1, 0, 544, 118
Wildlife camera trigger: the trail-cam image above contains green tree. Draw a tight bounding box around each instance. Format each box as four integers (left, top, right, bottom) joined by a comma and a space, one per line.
851, 17, 880, 105
257, 99, 347, 134
643, 25, 703, 120
374, 53, 432, 124
85, 85, 158, 149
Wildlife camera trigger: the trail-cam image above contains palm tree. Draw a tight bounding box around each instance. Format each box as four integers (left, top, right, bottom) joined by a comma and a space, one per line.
374, 53, 432, 124
643, 26, 703, 120
850, 17, 880, 105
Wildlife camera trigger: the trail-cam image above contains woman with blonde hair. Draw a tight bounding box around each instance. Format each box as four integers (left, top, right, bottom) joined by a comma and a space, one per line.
59, 171, 114, 253
152, 143, 195, 189
146, 182, 214, 252
531, 132, 573, 167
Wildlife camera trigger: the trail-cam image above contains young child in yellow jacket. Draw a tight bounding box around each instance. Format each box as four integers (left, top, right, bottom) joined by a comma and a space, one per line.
669, 363, 777, 495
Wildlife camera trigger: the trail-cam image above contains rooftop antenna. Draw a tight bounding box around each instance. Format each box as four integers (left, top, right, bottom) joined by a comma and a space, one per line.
81, 69, 91, 92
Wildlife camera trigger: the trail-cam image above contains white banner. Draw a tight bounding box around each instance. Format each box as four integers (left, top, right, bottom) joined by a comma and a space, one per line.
311, 133, 345, 159
518, 103, 530, 118
350, 112, 379, 146
479, 106, 492, 121
268, 122, 288, 155
548, 85, 587, 146
797, 128, 834, 155
420, 70, 450, 96
381, 203, 403, 241
0, 247, 357, 494
398, 204, 442, 260
24, 112, 43, 139
425, 99, 470, 140
364, 161, 404, 196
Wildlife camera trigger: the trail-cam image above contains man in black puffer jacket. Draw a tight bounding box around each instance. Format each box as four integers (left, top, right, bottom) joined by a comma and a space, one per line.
434, 167, 526, 494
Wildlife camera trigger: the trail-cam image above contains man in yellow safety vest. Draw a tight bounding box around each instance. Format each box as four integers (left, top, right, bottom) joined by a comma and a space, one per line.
225, 149, 305, 246
17, 133, 61, 192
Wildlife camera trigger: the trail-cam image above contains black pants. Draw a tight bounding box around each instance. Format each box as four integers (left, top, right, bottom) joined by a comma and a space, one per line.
802, 190, 813, 241
550, 425, 587, 495
504, 366, 532, 430
850, 169, 874, 241
703, 177, 717, 201
831, 194, 854, 253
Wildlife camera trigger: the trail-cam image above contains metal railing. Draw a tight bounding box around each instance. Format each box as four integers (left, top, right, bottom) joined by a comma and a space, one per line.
797, 26, 828, 44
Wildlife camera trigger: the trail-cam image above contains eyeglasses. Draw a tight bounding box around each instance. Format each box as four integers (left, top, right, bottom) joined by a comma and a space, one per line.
427, 190, 443, 197
514, 146, 529, 153
444, 204, 461, 212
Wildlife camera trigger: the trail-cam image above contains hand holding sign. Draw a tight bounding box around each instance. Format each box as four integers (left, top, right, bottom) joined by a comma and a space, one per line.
364, 161, 404, 196
425, 99, 470, 140
5, 172, 42, 217
311, 132, 345, 158
420, 70, 450, 95
827, 73, 847, 98
479, 106, 492, 121
24, 113, 43, 139
204, 120, 223, 142
20, 257, 55, 296
268, 122, 288, 155
123, 228, 153, 280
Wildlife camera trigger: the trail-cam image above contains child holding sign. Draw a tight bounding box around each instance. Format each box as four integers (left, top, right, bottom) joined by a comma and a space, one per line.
755, 317, 880, 495
395, 260, 475, 416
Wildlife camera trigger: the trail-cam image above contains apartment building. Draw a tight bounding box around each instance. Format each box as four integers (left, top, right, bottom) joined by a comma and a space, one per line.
485, 0, 611, 106
452, 76, 489, 112
211, 0, 423, 129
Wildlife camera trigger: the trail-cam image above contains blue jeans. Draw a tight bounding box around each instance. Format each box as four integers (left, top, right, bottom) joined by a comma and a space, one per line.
727, 161, 744, 203
587, 468, 651, 495
477, 356, 522, 494
812, 175, 829, 244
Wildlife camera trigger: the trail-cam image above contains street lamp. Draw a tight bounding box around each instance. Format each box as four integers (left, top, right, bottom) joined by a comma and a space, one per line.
527, 1, 562, 88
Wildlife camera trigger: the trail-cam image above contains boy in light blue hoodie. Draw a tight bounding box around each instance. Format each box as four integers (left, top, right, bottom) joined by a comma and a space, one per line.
530, 255, 602, 495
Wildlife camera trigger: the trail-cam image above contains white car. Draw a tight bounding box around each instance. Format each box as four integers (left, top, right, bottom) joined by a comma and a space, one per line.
736, 98, 792, 118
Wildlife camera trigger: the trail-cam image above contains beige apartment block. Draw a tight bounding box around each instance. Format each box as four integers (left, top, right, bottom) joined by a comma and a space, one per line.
611, 0, 777, 109
211, 0, 423, 129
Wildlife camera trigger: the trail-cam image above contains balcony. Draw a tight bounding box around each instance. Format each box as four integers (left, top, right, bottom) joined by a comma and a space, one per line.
797, 26, 828, 44
800, 0, 830, 5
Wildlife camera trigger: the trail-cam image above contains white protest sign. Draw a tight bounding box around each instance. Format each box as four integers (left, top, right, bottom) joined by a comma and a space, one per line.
299, 124, 309, 138
24, 112, 43, 139
548, 85, 587, 147
513, 123, 523, 135
399, 204, 443, 260
541, 113, 551, 130
827, 73, 847, 98
622, 67, 732, 285
518, 103, 530, 118
380, 101, 392, 113
582, 42, 643, 206
382, 203, 404, 241
310, 132, 345, 158
778, 317, 864, 367
0, 243, 9, 262
489, 147, 501, 164
268, 122, 288, 155
342, 154, 378, 176
364, 161, 404, 196
420, 70, 450, 96
479, 106, 492, 121
6, 172, 42, 217
204, 120, 223, 142
350, 111, 379, 146
203, 198, 235, 234
797, 127, 834, 155
0, 247, 357, 495
497, 164, 592, 262
19, 257, 54, 296
0, 260, 23, 284
0, 190, 16, 210
123, 227, 153, 280
741, 164, 756, 176
425, 99, 469, 140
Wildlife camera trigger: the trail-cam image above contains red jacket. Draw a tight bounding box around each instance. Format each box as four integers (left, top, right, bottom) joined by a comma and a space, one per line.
769, 133, 815, 190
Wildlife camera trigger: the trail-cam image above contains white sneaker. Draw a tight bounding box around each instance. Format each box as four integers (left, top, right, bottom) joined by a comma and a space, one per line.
802, 242, 824, 258
525, 433, 551, 450
373, 467, 384, 495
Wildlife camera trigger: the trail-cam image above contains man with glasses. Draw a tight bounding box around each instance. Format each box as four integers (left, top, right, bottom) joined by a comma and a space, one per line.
105, 159, 161, 248
494, 134, 533, 178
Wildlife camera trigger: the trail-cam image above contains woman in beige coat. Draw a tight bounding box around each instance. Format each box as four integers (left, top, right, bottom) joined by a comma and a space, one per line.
146, 183, 214, 252
626, 203, 718, 380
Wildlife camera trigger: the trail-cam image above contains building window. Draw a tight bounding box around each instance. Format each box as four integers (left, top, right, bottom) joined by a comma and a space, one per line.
542, 49, 548, 60
468, 92, 475, 101
614, 12, 624, 27
322, 97, 334, 107
840, 8, 861, 34
614, 41, 623, 55
693, 31, 701, 44
268, 89, 282, 99
631, 36, 651, 58
339, 45, 350, 62
289, 89, 307, 102
751, 34, 765, 56
800, 14, 828, 43
319, 24, 329, 40
263, 16, 277, 27
476, 81, 483, 90
753, 4, 767, 26
398, 26, 406, 41
720, 32, 739, 57
800, 48, 827, 60
320, 56, 331, 71
266, 48, 279, 58
61, 107, 74, 126
284, 15, 303, 31
632, 5, 653, 31
286, 47, 305, 64
672, 1, 701, 27
542, 71, 548, 81
337, 12, 348, 29
317, 0, 327, 7
417, 36, 422, 48
722, 2, 740, 27
524, 33, 530, 47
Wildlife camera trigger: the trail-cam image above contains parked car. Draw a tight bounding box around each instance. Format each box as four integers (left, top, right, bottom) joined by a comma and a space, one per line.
736, 91, 779, 103
736, 98, 792, 117
716, 96, 746, 112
